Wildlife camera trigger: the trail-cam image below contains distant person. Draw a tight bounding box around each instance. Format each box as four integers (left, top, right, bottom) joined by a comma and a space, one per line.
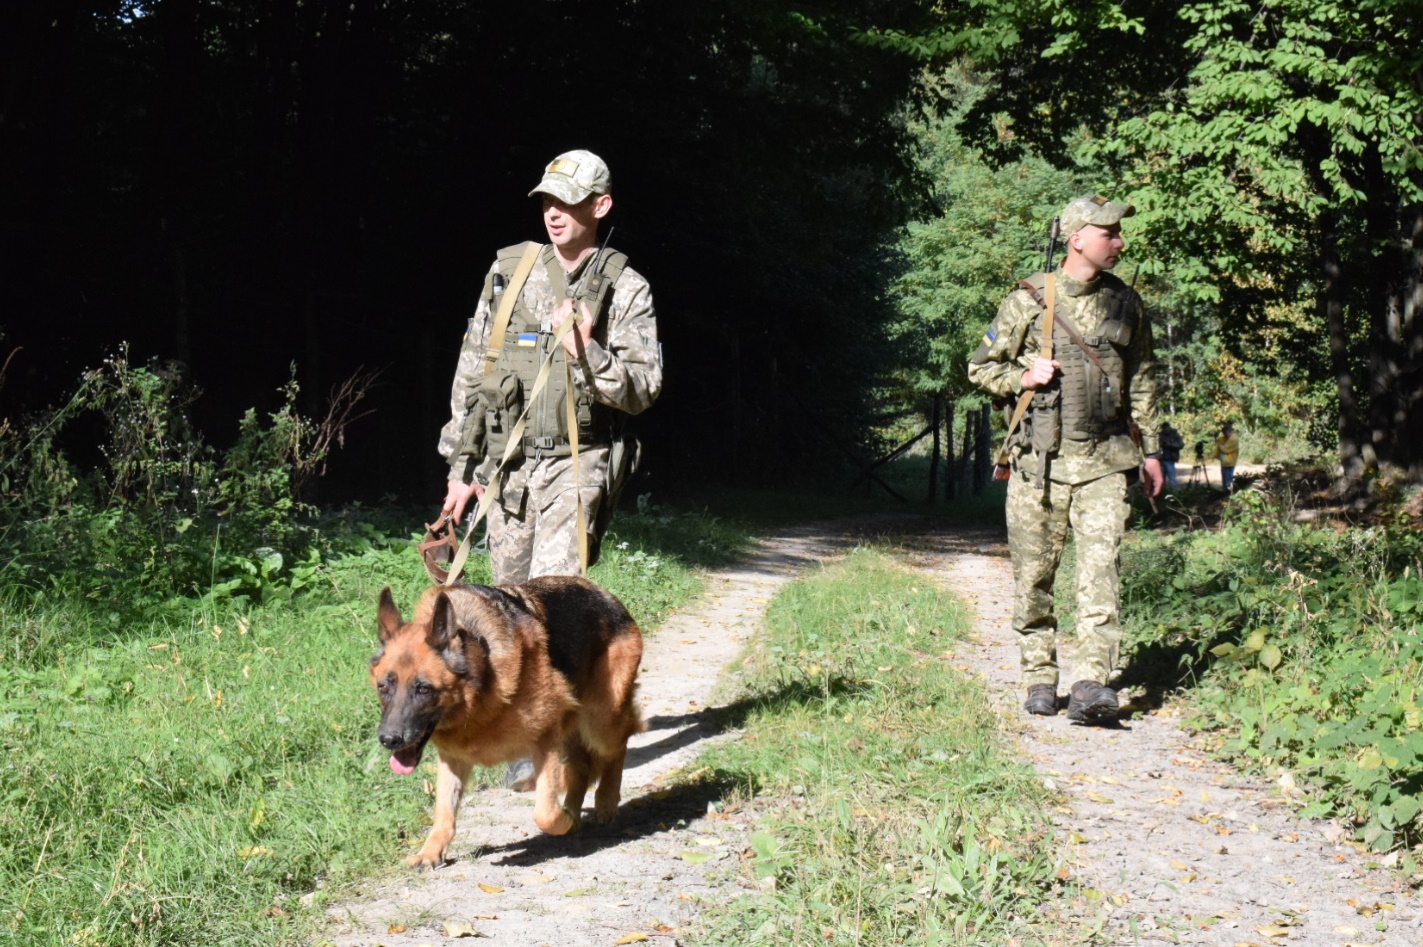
1159, 421, 1185, 489
967, 194, 1163, 726
1215, 422, 1240, 491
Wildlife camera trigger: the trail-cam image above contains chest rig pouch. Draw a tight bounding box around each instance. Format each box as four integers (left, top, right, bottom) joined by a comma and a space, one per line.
1020, 273, 1136, 446
471, 243, 628, 461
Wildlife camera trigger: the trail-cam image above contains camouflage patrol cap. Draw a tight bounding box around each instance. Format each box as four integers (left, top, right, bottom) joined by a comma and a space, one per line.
529, 150, 612, 204
1060, 194, 1136, 236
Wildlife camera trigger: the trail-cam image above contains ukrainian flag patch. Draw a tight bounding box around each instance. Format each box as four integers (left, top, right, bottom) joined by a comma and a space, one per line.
516, 332, 538, 347
982, 328, 997, 345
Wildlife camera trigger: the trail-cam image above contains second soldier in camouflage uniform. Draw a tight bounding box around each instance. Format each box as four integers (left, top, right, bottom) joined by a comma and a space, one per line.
438, 150, 662, 584
968, 195, 1163, 724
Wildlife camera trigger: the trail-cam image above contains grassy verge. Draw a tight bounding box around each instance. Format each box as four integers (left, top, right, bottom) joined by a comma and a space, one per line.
0, 504, 738, 946
1120, 483, 1423, 871
690, 548, 1063, 946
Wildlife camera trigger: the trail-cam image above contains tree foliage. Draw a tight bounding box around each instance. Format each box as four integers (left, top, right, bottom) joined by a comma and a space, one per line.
1, 0, 935, 498
864, 0, 1423, 483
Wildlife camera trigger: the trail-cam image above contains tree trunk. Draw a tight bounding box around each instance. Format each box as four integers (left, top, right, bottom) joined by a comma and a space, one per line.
1318, 207, 1368, 484
1368, 201, 1423, 483
972, 403, 991, 495
927, 393, 941, 503
944, 399, 956, 501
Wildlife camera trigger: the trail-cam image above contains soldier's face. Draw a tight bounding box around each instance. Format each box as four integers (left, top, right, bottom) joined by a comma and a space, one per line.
1073, 223, 1125, 271
542, 194, 611, 255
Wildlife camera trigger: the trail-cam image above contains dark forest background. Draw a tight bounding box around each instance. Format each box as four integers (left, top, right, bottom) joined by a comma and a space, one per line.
1, 0, 934, 506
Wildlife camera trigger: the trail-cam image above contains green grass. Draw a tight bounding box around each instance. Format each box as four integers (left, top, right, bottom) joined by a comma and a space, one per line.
690, 548, 1064, 946
0, 504, 738, 946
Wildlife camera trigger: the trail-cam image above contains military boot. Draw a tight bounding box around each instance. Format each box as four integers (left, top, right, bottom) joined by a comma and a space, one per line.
1023, 684, 1057, 716
1065, 681, 1118, 724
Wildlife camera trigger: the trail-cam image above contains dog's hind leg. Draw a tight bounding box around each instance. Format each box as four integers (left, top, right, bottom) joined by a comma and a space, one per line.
532, 749, 580, 835
591, 742, 628, 824
407, 753, 473, 868
560, 737, 595, 819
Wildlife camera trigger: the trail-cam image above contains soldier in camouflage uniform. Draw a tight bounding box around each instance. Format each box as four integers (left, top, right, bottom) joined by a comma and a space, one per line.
967, 195, 1163, 725
438, 150, 662, 585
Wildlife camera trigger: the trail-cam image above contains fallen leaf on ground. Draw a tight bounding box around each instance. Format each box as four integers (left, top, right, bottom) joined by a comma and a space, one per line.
442, 921, 484, 938
679, 851, 712, 864
614, 933, 650, 944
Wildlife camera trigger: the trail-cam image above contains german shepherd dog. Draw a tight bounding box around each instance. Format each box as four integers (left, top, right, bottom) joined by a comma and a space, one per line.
371, 576, 644, 867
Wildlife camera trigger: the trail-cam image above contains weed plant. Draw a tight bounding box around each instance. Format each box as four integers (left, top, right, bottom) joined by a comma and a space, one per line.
0, 348, 370, 623
1121, 483, 1423, 868
694, 549, 1062, 946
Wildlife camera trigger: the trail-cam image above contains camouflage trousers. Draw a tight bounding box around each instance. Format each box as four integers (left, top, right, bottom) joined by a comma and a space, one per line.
1006, 468, 1130, 689
486, 447, 608, 586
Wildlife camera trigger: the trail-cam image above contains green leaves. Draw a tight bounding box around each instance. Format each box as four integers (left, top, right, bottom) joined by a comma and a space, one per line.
1125, 508, 1423, 855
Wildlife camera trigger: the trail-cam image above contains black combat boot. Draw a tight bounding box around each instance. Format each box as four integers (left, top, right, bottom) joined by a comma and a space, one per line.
1065, 681, 1118, 724
1023, 684, 1057, 716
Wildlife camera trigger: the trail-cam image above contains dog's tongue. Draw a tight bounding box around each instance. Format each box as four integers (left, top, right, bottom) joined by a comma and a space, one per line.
389, 747, 421, 776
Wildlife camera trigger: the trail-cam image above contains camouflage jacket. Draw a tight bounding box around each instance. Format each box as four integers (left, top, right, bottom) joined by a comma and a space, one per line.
967, 268, 1159, 485
439, 244, 662, 487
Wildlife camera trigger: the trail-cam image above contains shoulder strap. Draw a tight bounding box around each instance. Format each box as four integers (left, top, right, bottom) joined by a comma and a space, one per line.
994, 274, 1057, 475
484, 242, 542, 375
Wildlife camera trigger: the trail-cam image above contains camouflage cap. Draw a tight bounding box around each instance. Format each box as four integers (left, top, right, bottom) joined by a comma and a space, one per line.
529, 150, 611, 204
1060, 194, 1136, 236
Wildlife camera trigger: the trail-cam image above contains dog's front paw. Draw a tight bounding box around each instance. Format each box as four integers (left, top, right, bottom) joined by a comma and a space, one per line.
404, 846, 449, 869
536, 804, 582, 835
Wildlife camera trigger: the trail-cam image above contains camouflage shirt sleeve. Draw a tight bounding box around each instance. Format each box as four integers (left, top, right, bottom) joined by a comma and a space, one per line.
569, 265, 661, 416
1120, 289, 1161, 455
437, 262, 498, 481
966, 289, 1041, 398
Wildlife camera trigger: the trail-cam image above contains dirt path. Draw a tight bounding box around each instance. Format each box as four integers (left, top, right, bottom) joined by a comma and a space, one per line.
903, 524, 1423, 947
319, 525, 857, 947
320, 518, 1421, 947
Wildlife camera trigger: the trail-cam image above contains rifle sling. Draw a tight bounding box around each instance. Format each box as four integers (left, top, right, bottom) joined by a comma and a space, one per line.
1016, 278, 1113, 379
995, 274, 1057, 468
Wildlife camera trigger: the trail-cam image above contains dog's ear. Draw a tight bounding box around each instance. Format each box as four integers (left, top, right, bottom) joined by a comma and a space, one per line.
426, 592, 458, 651
377, 587, 403, 643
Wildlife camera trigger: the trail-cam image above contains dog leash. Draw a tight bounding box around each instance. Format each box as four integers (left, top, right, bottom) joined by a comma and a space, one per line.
438, 307, 591, 585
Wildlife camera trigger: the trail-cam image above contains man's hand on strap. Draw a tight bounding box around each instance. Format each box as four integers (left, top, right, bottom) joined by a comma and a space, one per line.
1020, 357, 1061, 391
553, 299, 595, 359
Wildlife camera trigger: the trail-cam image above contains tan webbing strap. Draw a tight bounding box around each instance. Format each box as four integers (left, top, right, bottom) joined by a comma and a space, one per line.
1041, 273, 1057, 361
483, 243, 542, 375
565, 362, 588, 575
444, 304, 588, 585
994, 274, 1058, 471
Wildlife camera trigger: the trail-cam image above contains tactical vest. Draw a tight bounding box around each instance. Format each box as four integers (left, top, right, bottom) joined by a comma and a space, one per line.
464, 242, 628, 463
1024, 272, 1135, 444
